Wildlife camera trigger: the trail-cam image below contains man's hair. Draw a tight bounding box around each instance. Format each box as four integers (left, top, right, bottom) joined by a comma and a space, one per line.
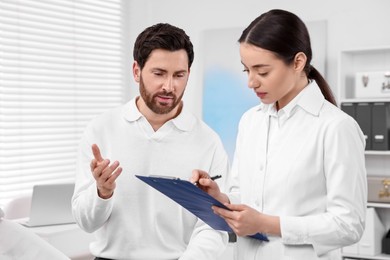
133, 23, 194, 70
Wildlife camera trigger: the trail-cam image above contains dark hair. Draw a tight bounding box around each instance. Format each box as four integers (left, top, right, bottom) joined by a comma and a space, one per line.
239, 9, 337, 106
133, 23, 194, 70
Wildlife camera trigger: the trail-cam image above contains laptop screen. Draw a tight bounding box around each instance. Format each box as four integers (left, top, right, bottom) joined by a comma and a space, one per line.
26, 183, 75, 227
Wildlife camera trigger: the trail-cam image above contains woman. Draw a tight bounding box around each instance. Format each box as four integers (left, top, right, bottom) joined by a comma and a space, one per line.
192, 9, 367, 259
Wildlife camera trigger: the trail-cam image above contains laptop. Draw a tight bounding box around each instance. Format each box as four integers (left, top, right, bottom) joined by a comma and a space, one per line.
21, 183, 76, 227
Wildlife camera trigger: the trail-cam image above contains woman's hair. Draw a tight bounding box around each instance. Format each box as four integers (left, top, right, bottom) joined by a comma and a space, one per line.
238, 9, 337, 106
133, 23, 194, 70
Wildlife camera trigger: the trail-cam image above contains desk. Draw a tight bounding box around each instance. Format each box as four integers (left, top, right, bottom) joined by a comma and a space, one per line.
32, 223, 235, 260
24, 223, 94, 260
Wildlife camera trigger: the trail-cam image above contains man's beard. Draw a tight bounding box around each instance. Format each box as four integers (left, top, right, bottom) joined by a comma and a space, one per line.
139, 76, 183, 115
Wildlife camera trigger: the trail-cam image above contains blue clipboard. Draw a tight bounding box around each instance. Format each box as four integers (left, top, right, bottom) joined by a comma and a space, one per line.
135, 175, 268, 241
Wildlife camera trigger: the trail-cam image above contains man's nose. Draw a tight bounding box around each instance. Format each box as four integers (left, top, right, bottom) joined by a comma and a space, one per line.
162, 77, 174, 92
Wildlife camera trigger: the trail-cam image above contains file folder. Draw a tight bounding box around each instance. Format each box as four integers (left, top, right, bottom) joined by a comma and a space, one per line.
355, 103, 372, 150
135, 175, 268, 241
341, 102, 356, 118
371, 102, 390, 150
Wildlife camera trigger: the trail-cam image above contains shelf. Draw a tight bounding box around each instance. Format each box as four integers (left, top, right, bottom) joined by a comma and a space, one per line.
341, 98, 390, 104
337, 46, 390, 100
367, 202, 390, 209
342, 253, 390, 260
339, 47, 390, 260
365, 151, 390, 156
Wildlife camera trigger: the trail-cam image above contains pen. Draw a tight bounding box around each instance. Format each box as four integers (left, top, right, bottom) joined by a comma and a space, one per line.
210, 175, 222, 181
194, 175, 222, 185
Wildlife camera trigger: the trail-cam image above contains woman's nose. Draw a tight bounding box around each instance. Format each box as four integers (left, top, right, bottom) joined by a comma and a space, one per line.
247, 73, 259, 89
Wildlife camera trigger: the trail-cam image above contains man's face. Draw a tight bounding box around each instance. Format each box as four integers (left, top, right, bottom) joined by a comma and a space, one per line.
134, 49, 190, 115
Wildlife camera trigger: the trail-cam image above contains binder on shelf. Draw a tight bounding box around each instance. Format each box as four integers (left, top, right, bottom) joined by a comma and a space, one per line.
371, 102, 390, 151
341, 102, 356, 119
135, 175, 268, 241
383, 229, 390, 254
355, 103, 372, 150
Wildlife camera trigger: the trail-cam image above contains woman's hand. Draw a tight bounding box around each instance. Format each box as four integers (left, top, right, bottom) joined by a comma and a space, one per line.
190, 169, 229, 204
212, 203, 281, 237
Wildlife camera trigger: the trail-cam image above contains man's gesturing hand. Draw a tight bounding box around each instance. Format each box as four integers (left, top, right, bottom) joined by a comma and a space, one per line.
90, 144, 122, 199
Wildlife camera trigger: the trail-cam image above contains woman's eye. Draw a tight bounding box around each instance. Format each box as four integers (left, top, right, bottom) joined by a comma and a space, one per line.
258, 72, 268, 76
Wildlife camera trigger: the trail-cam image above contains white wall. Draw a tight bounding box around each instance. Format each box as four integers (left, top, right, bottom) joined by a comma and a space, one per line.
126, 0, 390, 118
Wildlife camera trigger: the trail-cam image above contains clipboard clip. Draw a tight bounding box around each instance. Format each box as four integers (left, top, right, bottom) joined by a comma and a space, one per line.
148, 175, 180, 180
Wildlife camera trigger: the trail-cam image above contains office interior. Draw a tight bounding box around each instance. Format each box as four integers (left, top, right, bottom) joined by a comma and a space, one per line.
1, 0, 390, 259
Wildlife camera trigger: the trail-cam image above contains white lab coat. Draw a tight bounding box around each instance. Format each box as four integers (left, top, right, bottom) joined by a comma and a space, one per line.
228, 81, 367, 260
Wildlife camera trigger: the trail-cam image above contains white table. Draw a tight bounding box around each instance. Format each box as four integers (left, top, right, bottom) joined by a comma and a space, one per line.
22, 222, 94, 260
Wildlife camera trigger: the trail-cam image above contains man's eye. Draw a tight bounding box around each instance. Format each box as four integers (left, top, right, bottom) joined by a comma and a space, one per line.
242, 69, 249, 73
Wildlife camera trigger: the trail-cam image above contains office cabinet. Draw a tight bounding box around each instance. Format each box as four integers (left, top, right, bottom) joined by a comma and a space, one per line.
355, 102, 372, 150
338, 47, 390, 260
371, 103, 390, 151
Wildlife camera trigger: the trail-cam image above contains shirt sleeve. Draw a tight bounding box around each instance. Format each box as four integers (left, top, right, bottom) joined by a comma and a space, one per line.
280, 116, 367, 256
71, 127, 114, 233
179, 219, 229, 260
180, 135, 230, 259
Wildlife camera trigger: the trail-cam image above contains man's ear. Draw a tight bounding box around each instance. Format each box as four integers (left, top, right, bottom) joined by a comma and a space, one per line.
133, 61, 141, 83
293, 52, 307, 72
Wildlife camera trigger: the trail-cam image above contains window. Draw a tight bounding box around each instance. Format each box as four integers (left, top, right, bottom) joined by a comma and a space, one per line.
0, 0, 129, 207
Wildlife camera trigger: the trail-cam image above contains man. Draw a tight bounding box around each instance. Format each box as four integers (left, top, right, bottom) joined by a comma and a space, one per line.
72, 23, 229, 260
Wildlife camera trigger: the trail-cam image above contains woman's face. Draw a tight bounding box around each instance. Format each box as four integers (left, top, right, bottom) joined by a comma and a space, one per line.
239, 42, 306, 109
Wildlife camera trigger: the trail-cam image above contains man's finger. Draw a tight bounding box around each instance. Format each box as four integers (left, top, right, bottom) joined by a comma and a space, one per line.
106, 167, 122, 185
90, 159, 98, 172
92, 159, 110, 179
99, 161, 120, 180
92, 144, 104, 162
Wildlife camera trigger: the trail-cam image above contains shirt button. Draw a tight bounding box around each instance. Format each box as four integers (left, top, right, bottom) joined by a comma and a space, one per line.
259, 164, 264, 171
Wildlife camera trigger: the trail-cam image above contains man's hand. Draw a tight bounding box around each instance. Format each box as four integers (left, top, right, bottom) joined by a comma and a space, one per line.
90, 144, 122, 199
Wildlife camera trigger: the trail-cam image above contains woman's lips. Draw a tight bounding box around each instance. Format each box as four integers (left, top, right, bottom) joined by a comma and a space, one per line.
256, 92, 267, 98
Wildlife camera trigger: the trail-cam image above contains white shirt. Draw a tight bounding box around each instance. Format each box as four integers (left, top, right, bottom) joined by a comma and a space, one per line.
228, 81, 367, 260
72, 98, 229, 260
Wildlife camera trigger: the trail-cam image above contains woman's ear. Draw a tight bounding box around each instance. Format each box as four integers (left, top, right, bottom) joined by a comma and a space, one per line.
293, 52, 307, 72
133, 61, 141, 83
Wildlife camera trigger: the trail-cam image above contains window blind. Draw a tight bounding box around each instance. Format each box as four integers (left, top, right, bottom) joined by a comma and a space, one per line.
0, 0, 128, 207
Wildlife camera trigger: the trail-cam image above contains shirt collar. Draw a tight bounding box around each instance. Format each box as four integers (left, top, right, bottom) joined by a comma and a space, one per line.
257, 80, 325, 117
122, 97, 195, 132
294, 80, 325, 117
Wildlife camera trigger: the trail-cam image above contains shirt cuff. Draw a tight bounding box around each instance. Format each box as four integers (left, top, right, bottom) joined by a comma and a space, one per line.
280, 216, 309, 244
